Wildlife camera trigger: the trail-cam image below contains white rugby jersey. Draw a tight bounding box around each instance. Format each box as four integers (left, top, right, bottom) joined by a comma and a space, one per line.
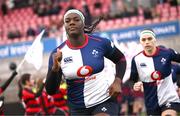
48, 34, 116, 108
130, 47, 180, 111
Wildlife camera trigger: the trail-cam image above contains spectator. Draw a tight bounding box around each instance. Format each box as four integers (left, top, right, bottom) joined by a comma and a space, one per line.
94, 1, 102, 9
51, 80, 69, 116
26, 27, 36, 37
0, 71, 17, 115
143, 7, 153, 19
1, 1, 8, 15
36, 78, 57, 115
7, 28, 21, 39
18, 73, 44, 115
168, 0, 178, 6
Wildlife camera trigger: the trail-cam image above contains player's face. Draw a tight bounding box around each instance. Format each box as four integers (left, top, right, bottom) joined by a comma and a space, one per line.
140, 35, 156, 51
64, 13, 84, 37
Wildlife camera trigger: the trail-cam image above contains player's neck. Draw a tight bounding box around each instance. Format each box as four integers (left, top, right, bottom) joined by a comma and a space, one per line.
145, 47, 157, 56
68, 34, 86, 47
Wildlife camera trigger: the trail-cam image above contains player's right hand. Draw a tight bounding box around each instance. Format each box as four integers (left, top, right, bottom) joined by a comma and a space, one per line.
133, 81, 143, 92
52, 48, 62, 72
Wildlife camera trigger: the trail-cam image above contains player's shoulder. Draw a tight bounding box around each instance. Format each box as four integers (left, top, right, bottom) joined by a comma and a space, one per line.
158, 46, 176, 56
88, 34, 110, 42
133, 51, 144, 59
51, 41, 66, 54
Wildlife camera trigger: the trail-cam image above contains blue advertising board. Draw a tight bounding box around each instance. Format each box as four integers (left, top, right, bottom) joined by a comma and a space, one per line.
94, 20, 180, 42
0, 38, 57, 59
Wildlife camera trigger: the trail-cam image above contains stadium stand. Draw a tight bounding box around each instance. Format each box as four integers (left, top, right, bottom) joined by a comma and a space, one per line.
0, 0, 179, 45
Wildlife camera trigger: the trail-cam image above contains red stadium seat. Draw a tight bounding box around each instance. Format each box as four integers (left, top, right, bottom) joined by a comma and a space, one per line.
170, 6, 178, 17
144, 19, 152, 25
12, 38, 20, 43
163, 3, 170, 9
161, 8, 169, 18
152, 17, 160, 24
98, 20, 107, 31
161, 17, 169, 22
113, 19, 122, 29
169, 16, 177, 21
129, 16, 138, 27
121, 17, 130, 28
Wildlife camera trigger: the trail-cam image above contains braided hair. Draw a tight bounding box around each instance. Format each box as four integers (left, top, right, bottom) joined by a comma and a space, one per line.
84, 16, 103, 34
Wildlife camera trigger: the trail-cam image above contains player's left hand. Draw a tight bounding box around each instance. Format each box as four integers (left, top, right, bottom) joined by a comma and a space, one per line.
108, 77, 122, 97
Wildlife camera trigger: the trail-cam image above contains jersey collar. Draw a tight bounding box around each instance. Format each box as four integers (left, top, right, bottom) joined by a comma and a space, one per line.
143, 47, 159, 57
66, 34, 88, 49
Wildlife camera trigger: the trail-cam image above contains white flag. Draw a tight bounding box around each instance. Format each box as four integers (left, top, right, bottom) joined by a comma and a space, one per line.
24, 30, 45, 70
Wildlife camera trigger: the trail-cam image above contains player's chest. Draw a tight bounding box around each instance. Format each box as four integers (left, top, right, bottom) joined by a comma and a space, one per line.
61, 48, 105, 78
136, 55, 171, 74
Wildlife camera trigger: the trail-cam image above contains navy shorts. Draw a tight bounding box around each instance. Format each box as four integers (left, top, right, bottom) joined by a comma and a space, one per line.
146, 102, 180, 116
70, 97, 119, 115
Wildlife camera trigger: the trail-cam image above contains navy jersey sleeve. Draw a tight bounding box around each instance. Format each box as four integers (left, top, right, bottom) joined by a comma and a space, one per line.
103, 38, 126, 80
172, 64, 180, 83
103, 39, 116, 60
103, 38, 125, 63
175, 64, 180, 74
129, 57, 139, 83
169, 48, 180, 62
45, 48, 62, 95
173, 64, 180, 87
48, 50, 56, 71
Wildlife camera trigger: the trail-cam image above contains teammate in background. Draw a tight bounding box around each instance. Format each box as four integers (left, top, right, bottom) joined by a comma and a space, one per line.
18, 73, 44, 115
45, 9, 126, 115
130, 29, 180, 116
175, 63, 180, 98
159, 45, 180, 95
171, 62, 180, 86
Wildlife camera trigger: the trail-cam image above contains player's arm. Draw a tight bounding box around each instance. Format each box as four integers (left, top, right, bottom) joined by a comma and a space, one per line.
34, 82, 45, 97
169, 48, 180, 62
106, 45, 126, 96
175, 64, 180, 87
129, 57, 143, 92
45, 48, 62, 95
129, 57, 139, 83
108, 47, 126, 81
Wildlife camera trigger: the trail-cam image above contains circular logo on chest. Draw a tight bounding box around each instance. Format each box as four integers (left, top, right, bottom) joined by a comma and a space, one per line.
77, 65, 93, 78
151, 71, 161, 80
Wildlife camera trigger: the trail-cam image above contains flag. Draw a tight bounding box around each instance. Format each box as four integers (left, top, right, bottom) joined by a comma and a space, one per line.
24, 30, 45, 70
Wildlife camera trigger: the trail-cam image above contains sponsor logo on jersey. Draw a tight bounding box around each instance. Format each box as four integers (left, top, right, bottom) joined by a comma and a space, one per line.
92, 49, 99, 57
151, 71, 161, 80
77, 65, 93, 78
85, 76, 96, 82
161, 57, 166, 64
64, 56, 73, 63
101, 107, 107, 112
165, 103, 171, 108
140, 63, 147, 67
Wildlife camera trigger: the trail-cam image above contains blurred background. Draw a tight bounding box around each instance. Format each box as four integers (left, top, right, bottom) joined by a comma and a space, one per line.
0, 0, 180, 115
